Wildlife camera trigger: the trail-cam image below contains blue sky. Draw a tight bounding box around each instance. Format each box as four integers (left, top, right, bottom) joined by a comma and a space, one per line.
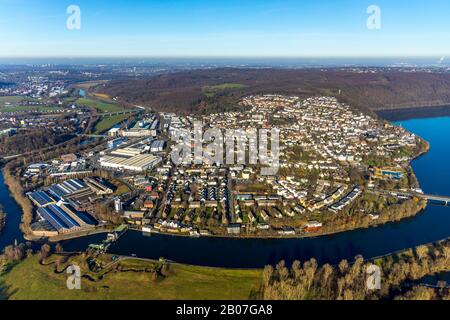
1, 0, 450, 57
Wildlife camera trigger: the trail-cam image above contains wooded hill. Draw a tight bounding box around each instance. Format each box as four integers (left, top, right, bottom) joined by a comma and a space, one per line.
97, 68, 450, 115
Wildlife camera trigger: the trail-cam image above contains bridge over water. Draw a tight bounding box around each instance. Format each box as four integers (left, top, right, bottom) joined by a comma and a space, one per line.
392, 191, 450, 206
79, 108, 144, 120
372, 189, 450, 206
419, 194, 450, 205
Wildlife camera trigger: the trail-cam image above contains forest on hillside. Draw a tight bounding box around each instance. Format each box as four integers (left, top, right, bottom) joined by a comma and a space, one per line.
0, 130, 74, 157
97, 69, 450, 115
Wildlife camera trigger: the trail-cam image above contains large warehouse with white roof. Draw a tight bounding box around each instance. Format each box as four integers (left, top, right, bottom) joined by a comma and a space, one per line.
99, 154, 162, 172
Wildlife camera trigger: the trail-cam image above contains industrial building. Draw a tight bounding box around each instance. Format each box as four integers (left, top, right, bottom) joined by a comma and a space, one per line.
36, 203, 96, 234
107, 126, 121, 138
111, 147, 143, 157
121, 117, 159, 137
114, 197, 123, 213
47, 178, 91, 200
28, 191, 56, 207
27, 177, 115, 236
150, 140, 167, 152
26, 163, 50, 174
108, 138, 125, 149
99, 154, 162, 172
45, 178, 99, 212
84, 177, 115, 195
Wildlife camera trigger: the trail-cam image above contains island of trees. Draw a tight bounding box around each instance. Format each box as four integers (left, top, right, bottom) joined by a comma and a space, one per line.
0, 208, 5, 235
260, 239, 450, 300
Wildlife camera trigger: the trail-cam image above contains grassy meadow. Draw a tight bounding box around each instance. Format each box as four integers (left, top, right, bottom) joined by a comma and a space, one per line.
0, 254, 262, 300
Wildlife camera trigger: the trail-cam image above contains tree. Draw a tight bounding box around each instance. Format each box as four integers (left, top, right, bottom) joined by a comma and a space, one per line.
416, 245, 429, 260
397, 286, 435, 300
291, 260, 303, 283
2, 244, 26, 262
320, 264, 334, 299
3, 245, 15, 262
55, 243, 64, 253
39, 244, 51, 261
275, 260, 289, 282
303, 259, 318, 291
262, 265, 274, 287
0, 210, 5, 233
339, 260, 349, 274
260, 239, 450, 300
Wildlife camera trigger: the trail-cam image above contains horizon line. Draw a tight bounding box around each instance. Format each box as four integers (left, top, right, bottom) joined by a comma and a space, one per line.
0, 54, 447, 60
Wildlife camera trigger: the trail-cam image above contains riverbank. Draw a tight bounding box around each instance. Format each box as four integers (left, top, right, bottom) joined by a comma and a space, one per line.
0, 254, 262, 300
3, 235, 450, 300
261, 237, 450, 300
1, 165, 33, 237
137, 197, 427, 241
0, 211, 5, 234
0, 171, 25, 250
5, 179, 429, 245
24, 227, 111, 243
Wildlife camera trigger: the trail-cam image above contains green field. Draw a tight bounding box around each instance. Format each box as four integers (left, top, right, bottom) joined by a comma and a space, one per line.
0, 96, 61, 113
0, 105, 62, 113
75, 80, 108, 90
94, 115, 129, 134
76, 98, 123, 113
203, 83, 247, 97
0, 255, 262, 300
0, 95, 40, 107
0, 96, 24, 107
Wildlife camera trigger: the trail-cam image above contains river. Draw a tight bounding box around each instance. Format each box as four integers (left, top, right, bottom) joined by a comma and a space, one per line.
0, 173, 25, 249
1, 116, 450, 269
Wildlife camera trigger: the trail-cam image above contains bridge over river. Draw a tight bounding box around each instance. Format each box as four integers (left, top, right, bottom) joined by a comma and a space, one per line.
375, 189, 450, 206
77, 108, 144, 120
414, 193, 450, 205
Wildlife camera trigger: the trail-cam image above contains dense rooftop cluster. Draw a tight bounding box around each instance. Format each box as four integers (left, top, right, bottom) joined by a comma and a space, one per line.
22, 93, 422, 239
